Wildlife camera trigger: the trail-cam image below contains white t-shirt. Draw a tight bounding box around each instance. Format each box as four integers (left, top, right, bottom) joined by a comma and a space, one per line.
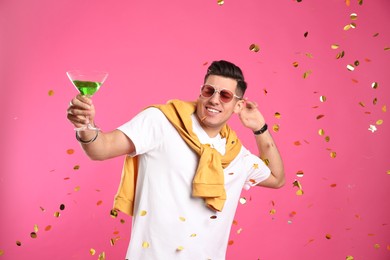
118, 107, 270, 260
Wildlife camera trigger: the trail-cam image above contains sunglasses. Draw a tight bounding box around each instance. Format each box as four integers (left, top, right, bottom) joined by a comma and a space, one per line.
200, 84, 242, 103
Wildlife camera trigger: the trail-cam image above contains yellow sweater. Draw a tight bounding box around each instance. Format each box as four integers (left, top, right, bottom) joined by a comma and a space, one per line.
113, 99, 242, 216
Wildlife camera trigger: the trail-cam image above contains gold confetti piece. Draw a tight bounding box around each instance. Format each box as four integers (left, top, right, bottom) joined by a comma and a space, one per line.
73, 165, 80, 170
269, 209, 276, 215
320, 96, 326, 102
373, 98, 377, 105
294, 141, 301, 146
177, 246, 184, 251
263, 88, 268, 95
304, 31, 308, 37
273, 124, 280, 132
382, 105, 387, 112
350, 23, 357, 29
74, 186, 80, 192
368, 125, 377, 133
346, 256, 354, 260
344, 24, 352, 31
190, 234, 197, 237
274, 112, 281, 119
316, 115, 324, 120
90, 249, 96, 255
60, 204, 65, 210
354, 60, 359, 66
325, 136, 330, 142
97, 200, 103, 206
110, 209, 118, 218
330, 151, 337, 158
376, 119, 383, 125
263, 158, 270, 166
44, 225, 52, 231
48, 90, 55, 96
140, 210, 147, 216
228, 240, 234, 245
34, 224, 39, 233
336, 51, 345, 59
292, 61, 299, 67
373, 32, 379, 37
296, 189, 304, 196
318, 129, 325, 136
358, 0, 363, 5
352, 78, 358, 83
345, 0, 350, 6
239, 197, 247, 205
371, 82, 378, 89
40, 206, 45, 212
120, 219, 125, 224
217, 0, 224, 5
346, 64, 355, 71
30, 232, 37, 239
296, 171, 304, 177
289, 211, 297, 217
16, 241, 22, 246
98, 252, 106, 260
374, 244, 380, 249
293, 180, 302, 190
325, 234, 332, 239
210, 215, 217, 219
305, 53, 313, 58
359, 102, 365, 107
303, 70, 312, 78
179, 216, 186, 222
249, 44, 260, 53
54, 212, 60, 218
66, 149, 74, 155
233, 219, 238, 225
331, 44, 339, 49
350, 13, 358, 20
385, 47, 390, 51
142, 241, 150, 248
330, 183, 337, 188
0, 250, 4, 256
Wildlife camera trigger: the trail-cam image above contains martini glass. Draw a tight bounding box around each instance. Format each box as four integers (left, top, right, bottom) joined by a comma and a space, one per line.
67, 70, 108, 131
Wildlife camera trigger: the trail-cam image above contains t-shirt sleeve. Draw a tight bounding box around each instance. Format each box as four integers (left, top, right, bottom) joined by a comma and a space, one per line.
242, 148, 271, 190
117, 107, 167, 156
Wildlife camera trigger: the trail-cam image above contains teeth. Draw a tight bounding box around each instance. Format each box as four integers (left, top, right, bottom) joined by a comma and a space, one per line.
207, 108, 219, 113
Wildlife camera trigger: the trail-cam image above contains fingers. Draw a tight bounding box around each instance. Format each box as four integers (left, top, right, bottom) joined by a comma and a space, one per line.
67, 95, 94, 126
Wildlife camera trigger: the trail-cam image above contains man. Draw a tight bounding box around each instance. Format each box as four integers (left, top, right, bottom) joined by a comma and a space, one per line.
67, 60, 285, 259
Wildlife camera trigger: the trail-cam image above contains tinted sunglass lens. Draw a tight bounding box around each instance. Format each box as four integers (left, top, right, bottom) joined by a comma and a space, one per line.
220, 90, 233, 102
202, 85, 215, 97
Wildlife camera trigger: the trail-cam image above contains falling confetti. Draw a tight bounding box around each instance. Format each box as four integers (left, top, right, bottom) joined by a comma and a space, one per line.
273, 124, 280, 132
60, 204, 65, 210
90, 249, 96, 255
386, 170, 390, 175
296, 171, 304, 177
269, 209, 276, 215
376, 119, 383, 125
368, 125, 377, 133
325, 234, 332, 239
190, 234, 197, 237
217, 0, 224, 5
228, 240, 234, 245
142, 241, 150, 248
371, 82, 378, 89
16, 241, 22, 246
292, 61, 299, 67
30, 232, 37, 239
320, 96, 327, 102
249, 43, 260, 52
350, 13, 358, 20
48, 90, 55, 96
210, 215, 217, 219
239, 197, 247, 205
294, 141, 301, 146
177, 246, 184, 251
318, 129, 325, 136
346, 256, 354, 260
179, 216, 186, 222
66, 149, 74, 155
110, 209, 118, 218
44, 225, 52, 231
336, 50, 345, 59
97, 200, 103, 206
73, 165, 80, 170
54, 212, 60, 218
140, 210, 147, 216
304, 31, 309, 37
303, 70, 312, 79
0, 250, 3, 256
346, 64, 355, 71
331, 44, 339, 49
330, 151, 337, 158
274, 112, 281, 119
382, 105, 387, 112
98, 252, 106, 260
316, 115, 325, 120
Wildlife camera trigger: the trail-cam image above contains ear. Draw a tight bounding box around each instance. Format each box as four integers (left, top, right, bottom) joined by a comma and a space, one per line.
233, 99, 245, 114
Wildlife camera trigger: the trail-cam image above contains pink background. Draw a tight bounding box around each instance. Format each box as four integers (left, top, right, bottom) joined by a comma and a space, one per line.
1, 0, 389, 259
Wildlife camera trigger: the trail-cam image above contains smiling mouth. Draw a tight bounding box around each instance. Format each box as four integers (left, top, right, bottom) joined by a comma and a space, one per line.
206, 106, 221, 114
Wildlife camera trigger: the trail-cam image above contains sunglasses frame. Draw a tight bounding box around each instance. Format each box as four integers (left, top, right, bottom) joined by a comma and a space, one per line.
200, 84, 242, 103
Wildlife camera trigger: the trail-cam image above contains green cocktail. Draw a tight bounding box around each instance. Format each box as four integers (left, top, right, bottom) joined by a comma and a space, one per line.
72, 80, 102, 96
67, 70, 108, 131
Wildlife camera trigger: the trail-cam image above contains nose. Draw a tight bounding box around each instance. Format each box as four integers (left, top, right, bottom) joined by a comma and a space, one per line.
209, 89, 221, 103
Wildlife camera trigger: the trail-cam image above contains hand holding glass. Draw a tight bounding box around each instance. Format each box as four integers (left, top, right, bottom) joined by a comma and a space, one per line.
67, 70, 108, 131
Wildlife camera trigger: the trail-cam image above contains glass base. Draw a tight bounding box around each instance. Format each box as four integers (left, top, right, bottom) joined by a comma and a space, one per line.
74, 124, 100, 131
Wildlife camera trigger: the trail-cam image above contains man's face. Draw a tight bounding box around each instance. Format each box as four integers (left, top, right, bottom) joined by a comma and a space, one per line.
196, 75, 243, 137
